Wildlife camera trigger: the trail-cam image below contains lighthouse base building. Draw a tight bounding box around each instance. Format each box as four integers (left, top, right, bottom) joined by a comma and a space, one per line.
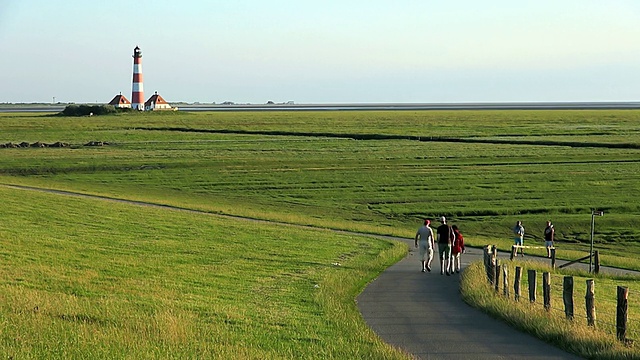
145, 91, 174, 111
107, 93, 132, 108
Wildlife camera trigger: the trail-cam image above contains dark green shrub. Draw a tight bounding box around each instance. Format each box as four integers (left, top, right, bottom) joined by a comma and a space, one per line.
60, 104, 131, 116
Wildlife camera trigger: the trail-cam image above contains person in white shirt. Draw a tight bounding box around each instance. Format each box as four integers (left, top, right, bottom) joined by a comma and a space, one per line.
513, 221, 525, 256
415, 219, 435, 272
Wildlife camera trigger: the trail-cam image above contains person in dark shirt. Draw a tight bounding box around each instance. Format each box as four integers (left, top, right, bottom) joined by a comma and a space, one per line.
436, 216, 454, 276
544, 220, 555, 258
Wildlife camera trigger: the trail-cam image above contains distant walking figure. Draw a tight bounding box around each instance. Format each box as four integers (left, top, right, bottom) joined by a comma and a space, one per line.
544, 220, 555, 258
436, 216, 454, 276
451, 225, 465, 273
415, 219, 435, 272
513, 221, 525, 256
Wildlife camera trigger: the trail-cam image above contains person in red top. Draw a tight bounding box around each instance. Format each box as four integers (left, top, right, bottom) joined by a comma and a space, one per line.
451, 225, 465, 274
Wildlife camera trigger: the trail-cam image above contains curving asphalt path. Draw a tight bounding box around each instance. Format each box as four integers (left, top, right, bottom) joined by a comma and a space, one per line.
357, 241, 584, 360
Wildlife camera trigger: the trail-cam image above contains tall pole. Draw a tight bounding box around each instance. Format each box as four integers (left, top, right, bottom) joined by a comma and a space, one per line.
590, 210, 604, 273
132, 46, 144, 111
590, 213, 595, 273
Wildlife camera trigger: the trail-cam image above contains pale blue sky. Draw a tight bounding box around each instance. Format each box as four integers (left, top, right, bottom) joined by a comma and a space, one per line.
1, 1, 640, 104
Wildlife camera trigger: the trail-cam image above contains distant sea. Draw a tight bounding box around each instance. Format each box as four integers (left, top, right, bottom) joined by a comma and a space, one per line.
2, 102, 640, 113
178, 102, 640, 111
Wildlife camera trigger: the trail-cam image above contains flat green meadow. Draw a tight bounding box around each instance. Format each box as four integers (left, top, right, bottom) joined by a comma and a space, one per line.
0, 186, 407, 358
1, 109, 640, 357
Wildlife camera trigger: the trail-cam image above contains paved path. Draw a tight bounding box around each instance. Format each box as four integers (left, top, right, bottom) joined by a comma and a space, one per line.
357, 241, 584, 360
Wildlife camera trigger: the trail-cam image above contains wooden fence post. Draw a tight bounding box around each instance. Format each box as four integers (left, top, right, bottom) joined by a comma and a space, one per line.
617, 286, 629, 341
510, 245, 516, 260
551, 248, 556, 270
594, 251, 600, 274
484, 245, 492, 283
543, 272, 551, 311
514, 267, 522, 302
528, 269, 537, 303
563, 276, 574, 320
491, 246, 498, 285
503, 266, 509, 298
585, 279, 596, 327
495, 261, 501, 293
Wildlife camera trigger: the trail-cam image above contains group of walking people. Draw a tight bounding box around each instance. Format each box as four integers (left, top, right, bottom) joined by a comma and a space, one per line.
415, 217, 557, 275
414, 216, 464, 276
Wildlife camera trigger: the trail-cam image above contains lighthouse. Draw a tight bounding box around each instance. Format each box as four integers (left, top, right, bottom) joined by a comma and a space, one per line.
131, 46, 144, 110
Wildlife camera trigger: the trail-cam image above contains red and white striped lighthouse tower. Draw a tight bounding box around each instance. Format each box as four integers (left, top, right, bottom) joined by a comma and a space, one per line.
131, 46, 144, 110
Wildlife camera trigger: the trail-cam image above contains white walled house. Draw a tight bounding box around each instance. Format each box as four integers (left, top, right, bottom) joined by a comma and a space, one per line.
107, 93, 132, 108
144, 91, 173, 111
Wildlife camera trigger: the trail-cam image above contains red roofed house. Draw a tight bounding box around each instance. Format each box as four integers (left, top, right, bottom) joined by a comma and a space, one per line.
144, 91, 173, 111
108, 93, 132, 108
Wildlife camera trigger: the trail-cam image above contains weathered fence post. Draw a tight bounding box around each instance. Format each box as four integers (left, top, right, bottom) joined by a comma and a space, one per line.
563, 276, 574, 320
503, 265, 509, 298
528, 269, 537, 303
594, 251, 600, 274
543, 272, 551, 311
514, 266, 522, 301
510, 245, 517, 260
550, 248, 556, 270
483, 245, 488, 280
617, 286, 629, 341
585, 279, 596, 327
495, 261, 501, 293
491, 246, 498, 285
484, 245, 492, 283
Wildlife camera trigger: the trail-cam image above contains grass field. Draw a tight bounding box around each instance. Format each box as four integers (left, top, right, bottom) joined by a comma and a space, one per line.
2, 110, 640, 253
1, 109, 640, 357
0, 186, 409, 358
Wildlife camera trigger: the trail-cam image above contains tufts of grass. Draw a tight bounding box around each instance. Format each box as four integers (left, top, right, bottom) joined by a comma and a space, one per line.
461, 261, 640, 359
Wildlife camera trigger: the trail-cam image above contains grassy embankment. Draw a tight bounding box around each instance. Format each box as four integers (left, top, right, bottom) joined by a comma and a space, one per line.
461, 260, 640, 359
